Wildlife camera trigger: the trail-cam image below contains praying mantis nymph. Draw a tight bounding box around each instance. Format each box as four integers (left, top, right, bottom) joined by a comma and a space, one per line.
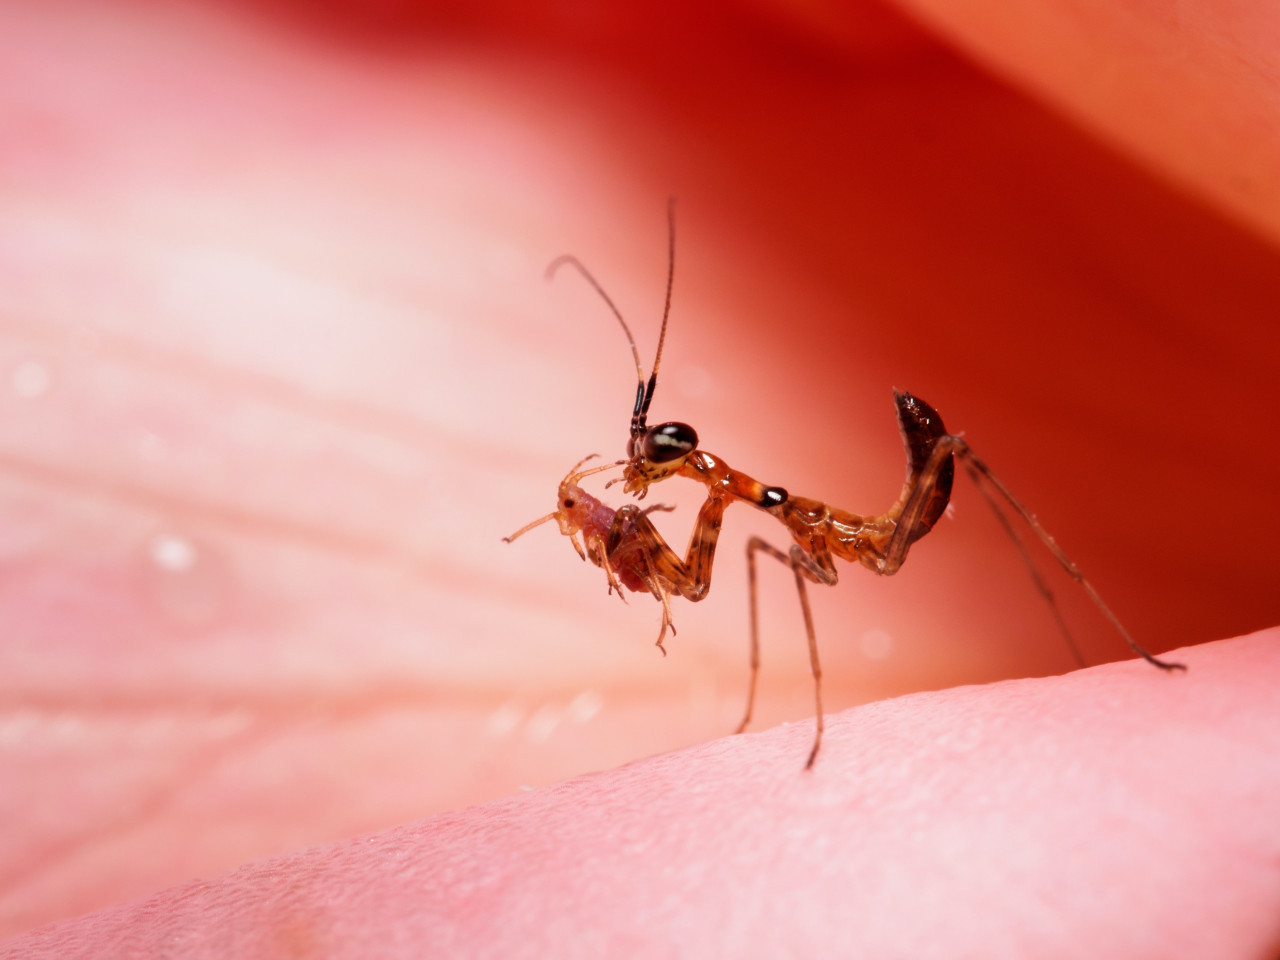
508, 201, 1185, 768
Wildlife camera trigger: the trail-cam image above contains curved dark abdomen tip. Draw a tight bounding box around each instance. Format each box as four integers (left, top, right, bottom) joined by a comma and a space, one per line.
893, 390, 955, 541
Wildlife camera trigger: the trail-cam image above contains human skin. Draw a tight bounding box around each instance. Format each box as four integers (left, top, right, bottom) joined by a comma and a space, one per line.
5, 628, 1279, 959
2, 0, 1279, 950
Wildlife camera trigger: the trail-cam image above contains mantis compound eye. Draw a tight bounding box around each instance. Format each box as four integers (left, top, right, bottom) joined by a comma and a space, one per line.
642, 422, 698, 463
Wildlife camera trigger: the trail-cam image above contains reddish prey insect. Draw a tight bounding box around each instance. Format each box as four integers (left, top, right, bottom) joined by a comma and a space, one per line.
504, 454, 731, 653
510, 203, 1185, 769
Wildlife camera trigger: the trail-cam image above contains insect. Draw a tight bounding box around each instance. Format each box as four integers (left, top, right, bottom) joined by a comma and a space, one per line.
513, 202, 1186, 769
503, 454, 732, 653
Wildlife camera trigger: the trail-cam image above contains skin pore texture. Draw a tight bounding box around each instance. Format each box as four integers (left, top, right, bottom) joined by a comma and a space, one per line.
7, 630, 1280, 959
2, 0, 1279, 955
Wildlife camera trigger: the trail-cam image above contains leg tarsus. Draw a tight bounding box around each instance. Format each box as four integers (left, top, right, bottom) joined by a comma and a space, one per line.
1135, 648, 1186, 672
650, 577, 676, 658
638, 502, 676, 520
804, 733, 822, 771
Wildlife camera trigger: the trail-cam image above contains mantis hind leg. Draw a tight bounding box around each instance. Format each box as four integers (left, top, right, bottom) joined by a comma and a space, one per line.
955, 443, 1185, 671
885, 432, 1184, 672
958, 457, 1086, 670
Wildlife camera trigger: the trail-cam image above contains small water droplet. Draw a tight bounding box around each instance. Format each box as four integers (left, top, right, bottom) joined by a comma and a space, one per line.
139, 529, 231, 629
11, 360, 52, 399
859, 628, 894, 661
524, 702, 562, 743
150, 534, 196, 571
566, 690, 603, 723
487, 701, 525, 739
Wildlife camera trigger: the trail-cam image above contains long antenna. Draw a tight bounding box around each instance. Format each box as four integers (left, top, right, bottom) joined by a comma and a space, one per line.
545, 199, 679, 444
635, 197, 677, 435
545, 255, 644, 386
648, 196, 677, 388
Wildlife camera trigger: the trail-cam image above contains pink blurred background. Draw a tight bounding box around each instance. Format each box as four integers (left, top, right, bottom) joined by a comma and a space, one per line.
1, 0, 1277, 937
